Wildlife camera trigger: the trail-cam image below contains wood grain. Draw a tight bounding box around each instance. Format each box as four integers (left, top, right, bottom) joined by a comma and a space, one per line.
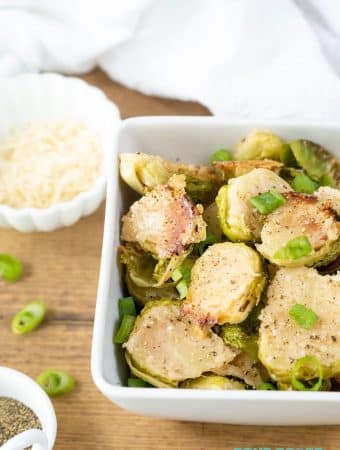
0, 69, 339, 449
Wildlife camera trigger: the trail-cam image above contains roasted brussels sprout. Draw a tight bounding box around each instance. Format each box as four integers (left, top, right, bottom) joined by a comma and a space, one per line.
124, 300, 238, 387
120, 244, 192, 288
125, 272, 178, 305
121, 175, 206, 260
180, 375, 245, 390
235, 130, 285, 161
315, 186, 340, 216
224, 352, 267, 388
257, 192, 340, 267
119, 152, 224, 203
216, 168, 292, 241
221, 324, 258, 359
202, 202, 223, 241
289, 140, 340, 187
259, 267, 340, 384
182, 243, 266, 325
214, 159, 283, 179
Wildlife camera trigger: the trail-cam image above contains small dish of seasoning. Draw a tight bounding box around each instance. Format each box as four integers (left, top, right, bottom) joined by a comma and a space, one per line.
0, 367, 56, 450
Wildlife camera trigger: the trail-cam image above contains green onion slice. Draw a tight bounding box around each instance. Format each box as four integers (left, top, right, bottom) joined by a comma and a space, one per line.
292, 173, 318, 194
118, 297, 136, 317
291, 356, 323, 391
176, 279, 188, 299
289, 304, 318, 329
210, 149, 232, 163
11, 301, 46, 335
274, 236, 313, 260
250, 190, 286, 215
114, 314, 136, 344
128, 377, 150, 387
197, 230, 218, 255
37, 370, 75, 396
0, 253, 23, 282
258, 382, 276, 390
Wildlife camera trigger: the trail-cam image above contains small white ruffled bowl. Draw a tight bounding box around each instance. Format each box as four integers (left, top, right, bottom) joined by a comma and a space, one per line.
0, 73, 120, 232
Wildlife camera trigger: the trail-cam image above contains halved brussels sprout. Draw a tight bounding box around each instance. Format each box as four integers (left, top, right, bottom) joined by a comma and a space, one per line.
120, 244, 192, 288
182, 242, 266, 325
289, 140, 340, 187
224, 352, 267, 388
180, 375, 245, 390
221, 324, 258, 359
202, 202, 223, 241
119, 152, 224, 203
216, 168, 292, 241
214, 159, 283, 179
315, 186, 340, 216
121, 175, 206, 259
259, 267, 340, 383
257, 192, 340, 267
235, 130, 285, 161
125, 272, 179, 306
124, 300, 238, 387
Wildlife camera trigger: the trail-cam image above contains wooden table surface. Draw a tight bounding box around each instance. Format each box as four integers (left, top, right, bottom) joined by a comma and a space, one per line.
0, 69, 339, 450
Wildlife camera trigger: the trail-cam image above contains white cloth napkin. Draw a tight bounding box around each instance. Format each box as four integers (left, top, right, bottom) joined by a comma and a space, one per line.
1, 0, 340, 120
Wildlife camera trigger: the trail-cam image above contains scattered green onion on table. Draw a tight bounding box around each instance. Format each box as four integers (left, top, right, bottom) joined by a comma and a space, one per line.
37, 370, 76, 396
0, 253, 23, 282
11, 301, 46, 335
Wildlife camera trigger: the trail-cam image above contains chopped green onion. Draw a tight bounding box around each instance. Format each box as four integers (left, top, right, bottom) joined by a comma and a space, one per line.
128, 377, 150, 387
289, 304, 318, 329
11, 301, 46, 335
210, 149, 232, 163
291, 356, 323, 391
197, 230, 218, 255
176, 279, 188, 299
0, 254, 23, 282
319, 174, 334, 187
37, 370, 75, 396
274, 236, 313, 260
258, 382, 276, 390
171, 268, 183, 283
292, 173, 318, 194
114, 314, 136, 344
250, 190, 286, 214
118, 297, 136, 317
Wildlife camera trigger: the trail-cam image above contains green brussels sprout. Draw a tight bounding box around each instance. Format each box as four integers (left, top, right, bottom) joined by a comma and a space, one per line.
121, 175, 206, 260
259, 267, 340, 384
125, 272, 179, 306
221, 324, 258, 359
315, 186, 340, 216
202, 202, 223, 241
235, 130, 285, 161
289, 140, 340, 187
216, 168, 292, 241
120, 244, 193, 288
214, 159, 283, 180
224, 352, 267, 388
124, 300, 238, 387
257, 192, 340, 267
119, 152, 224, 203
182, 242, 266, 325
180, 375, 245, 390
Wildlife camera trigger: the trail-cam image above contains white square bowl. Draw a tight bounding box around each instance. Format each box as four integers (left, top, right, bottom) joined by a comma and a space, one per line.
91, 117, 340, 425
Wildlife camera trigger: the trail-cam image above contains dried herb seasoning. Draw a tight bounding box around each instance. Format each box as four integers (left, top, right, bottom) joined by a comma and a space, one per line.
0, 397, 42, 448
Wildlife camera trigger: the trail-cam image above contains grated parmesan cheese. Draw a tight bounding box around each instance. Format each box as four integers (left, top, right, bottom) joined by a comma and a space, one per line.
0, 120, 102, 209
